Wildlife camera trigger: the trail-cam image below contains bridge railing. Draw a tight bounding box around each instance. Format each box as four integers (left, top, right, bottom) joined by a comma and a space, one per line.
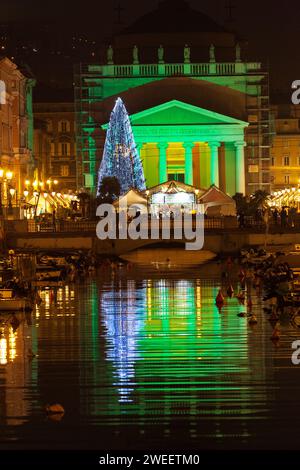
22, 217, 225, 233
27, 220, 97, 233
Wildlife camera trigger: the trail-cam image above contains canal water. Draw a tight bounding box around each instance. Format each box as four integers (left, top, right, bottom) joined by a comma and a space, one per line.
0, 262, 300, 450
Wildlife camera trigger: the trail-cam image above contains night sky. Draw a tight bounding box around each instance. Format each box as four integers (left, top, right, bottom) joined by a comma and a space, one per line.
1, 0, 299, 94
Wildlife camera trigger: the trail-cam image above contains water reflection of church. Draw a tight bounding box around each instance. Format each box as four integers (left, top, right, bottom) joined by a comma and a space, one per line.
97, 276, 274, 442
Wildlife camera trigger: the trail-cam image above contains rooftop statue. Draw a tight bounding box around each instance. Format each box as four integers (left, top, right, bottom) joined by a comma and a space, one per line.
133, 45, 139, 64
184, 44, 190, 63
158, 45, 164, 64
209, 44, 215, 62
107, 45, 114, 65
236, 43, 241, 62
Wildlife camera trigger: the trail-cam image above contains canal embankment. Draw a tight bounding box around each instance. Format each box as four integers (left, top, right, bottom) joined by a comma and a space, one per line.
4, 228, 300, 256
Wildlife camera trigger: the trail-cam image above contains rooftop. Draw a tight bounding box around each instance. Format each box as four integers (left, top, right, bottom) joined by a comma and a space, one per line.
120, 0, 227, 35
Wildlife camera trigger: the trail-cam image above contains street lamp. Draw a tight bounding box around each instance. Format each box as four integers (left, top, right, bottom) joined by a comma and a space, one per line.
0, 169, 3, 216
8, 187, 15, 214
23, 190, 29, 218
44, 192, 48, 213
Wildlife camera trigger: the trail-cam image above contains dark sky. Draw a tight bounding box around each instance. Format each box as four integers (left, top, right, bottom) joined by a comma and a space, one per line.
1, 0, 299, 93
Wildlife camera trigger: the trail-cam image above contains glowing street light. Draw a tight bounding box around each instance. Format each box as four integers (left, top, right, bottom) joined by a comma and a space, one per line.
8, 187, 15, 212
0, 169, 3, 215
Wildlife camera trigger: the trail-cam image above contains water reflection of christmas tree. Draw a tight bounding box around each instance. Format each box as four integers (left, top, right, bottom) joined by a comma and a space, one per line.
97, 98, 146, 196
100, 281, 145, 403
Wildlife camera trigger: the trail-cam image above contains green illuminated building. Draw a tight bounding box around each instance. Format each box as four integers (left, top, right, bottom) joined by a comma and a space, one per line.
74, 0, 271, 196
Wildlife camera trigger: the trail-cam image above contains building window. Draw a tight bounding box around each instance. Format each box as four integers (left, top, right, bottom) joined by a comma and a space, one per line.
59, 120, 70, 133
284, 175, 290, 184
168, 173, 185, 183
283, 156, 290, 166
60, 165, 69, 176
60, 142, 70, 156
20, 130, 26, 148
271, 156, 275, 166
46, 120, 53, 132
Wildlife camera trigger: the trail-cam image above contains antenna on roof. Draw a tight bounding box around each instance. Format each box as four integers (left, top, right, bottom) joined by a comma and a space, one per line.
225, 0, 236, 23
114, 2, 124, 25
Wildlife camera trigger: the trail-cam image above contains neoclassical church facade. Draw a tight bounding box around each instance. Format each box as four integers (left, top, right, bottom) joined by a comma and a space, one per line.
75, 0, 271, 196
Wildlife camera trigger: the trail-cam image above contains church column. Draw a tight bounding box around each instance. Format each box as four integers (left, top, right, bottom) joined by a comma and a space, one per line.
235, 141, 246, 194
158, 142, 168, 183
209, 141, 220, 187
183, 142, 194, 185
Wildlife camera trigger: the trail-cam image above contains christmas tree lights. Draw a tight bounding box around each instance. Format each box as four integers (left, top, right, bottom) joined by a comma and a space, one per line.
97, 97, 146, 196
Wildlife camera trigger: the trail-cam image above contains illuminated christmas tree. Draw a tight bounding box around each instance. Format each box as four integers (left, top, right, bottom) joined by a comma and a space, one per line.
97, 97, 146, 196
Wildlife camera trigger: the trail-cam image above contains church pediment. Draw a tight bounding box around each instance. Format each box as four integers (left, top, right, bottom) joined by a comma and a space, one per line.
124, 100, 247, 127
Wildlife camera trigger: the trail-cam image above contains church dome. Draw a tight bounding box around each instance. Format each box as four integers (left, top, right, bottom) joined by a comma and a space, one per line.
112, 0, 238, 63
121, 0, 227, 35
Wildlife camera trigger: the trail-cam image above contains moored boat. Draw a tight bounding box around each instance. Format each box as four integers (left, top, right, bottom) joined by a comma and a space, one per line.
0, 289, 32, 312
35, 265, 66, 282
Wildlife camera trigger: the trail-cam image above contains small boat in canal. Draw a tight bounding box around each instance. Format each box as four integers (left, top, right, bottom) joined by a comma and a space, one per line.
120, 247, 217, 268
35, 265, 66, 282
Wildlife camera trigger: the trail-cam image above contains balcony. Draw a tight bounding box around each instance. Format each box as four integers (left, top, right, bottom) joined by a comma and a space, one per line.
82, 61, 263, 78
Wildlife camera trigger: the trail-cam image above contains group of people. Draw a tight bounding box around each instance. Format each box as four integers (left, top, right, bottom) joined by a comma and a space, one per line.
238, 205, 298, 229
271, 206, 297, 227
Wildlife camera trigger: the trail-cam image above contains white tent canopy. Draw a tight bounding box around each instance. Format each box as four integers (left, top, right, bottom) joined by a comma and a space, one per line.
113, 189, 147, 210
